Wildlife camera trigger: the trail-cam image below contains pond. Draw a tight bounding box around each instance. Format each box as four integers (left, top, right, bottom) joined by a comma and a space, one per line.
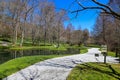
0, 48, 80, 64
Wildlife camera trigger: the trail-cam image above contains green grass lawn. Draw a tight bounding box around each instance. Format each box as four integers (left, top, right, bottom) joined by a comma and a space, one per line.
80, 46, 88, 54
67, 63, 120, 80
10, 44, 88, 53
0, 55, 62, 78
108, 51, 116, 57
80, 49, 88, 54
99, 48, 116, 57
10, 44, 67, 51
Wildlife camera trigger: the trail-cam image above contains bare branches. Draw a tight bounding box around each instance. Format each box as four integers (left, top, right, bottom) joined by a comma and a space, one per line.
72, 6, 107, 13
92, 0, 120, 19
72, 0, 120, 20
75, 0, 85, 9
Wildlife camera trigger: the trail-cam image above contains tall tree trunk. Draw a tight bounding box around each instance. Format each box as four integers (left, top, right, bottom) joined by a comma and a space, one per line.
13, 22, 19, 46
20, 23, 25, 47
20, 30, 24, 47
20, 13, 27, 47
44, 30, 47, 46
57, 25, 60, 48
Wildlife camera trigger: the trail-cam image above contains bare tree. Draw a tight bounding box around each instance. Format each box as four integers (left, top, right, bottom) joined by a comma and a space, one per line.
92, 13, 118, 50
0, 0, 76, 47
55, 10, 67, 47
66, 23, 74, 45
0, 1, 12, 39
82, 29, 89, 46
69, 26, 83, 46
38, 0, 55, 46
19, 0, 36, 47
72, 0, 120, 20
8, 0, 23, 45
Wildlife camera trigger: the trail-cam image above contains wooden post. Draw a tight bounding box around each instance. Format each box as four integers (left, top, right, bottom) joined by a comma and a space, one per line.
118, 48, 120, 63
101, 45, 107, 64
103, 52, 107, 63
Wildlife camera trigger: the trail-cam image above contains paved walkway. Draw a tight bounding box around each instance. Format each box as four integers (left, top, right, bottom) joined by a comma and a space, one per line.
3, 48, 118, 80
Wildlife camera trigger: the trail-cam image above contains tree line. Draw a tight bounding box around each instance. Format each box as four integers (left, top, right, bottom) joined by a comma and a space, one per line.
72, 0, 120, 51
92, 0, 120, 51
0, 0, 90, 47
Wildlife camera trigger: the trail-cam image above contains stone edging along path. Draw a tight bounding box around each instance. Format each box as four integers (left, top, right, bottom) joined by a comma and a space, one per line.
3, 48, 118, 80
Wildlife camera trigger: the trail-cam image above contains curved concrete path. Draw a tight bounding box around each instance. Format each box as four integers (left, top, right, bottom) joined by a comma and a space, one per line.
3, 48, 118, 80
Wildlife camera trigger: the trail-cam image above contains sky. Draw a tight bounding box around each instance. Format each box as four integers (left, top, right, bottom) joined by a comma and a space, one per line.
53, 0, 109, 31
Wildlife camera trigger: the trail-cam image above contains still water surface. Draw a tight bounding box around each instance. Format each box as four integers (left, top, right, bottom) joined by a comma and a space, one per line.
0, 49, 79, 64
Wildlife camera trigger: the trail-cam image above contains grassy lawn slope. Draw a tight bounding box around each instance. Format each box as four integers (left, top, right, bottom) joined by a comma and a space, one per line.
0, 55, 62, 78
67, 63, 120, 80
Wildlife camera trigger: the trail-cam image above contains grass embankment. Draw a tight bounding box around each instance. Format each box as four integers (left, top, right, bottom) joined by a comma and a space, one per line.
80, 46, 88, 54
67, 63, 120, 80
10, 44, 69, 51
10, 44, 88, 53
0, 55, 62, 78
10, 46, 66, 51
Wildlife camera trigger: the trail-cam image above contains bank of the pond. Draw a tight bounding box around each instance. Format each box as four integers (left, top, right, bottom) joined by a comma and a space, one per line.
0, 55, 63, 78
9, 45, 88, 51
10, 46, 67, 51
67, 63, 120, 80
10, 46, 88, 53
0, 47, 82, 64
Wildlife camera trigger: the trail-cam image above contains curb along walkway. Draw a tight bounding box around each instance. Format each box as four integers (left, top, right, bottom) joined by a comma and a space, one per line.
3, 48, 118, 80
